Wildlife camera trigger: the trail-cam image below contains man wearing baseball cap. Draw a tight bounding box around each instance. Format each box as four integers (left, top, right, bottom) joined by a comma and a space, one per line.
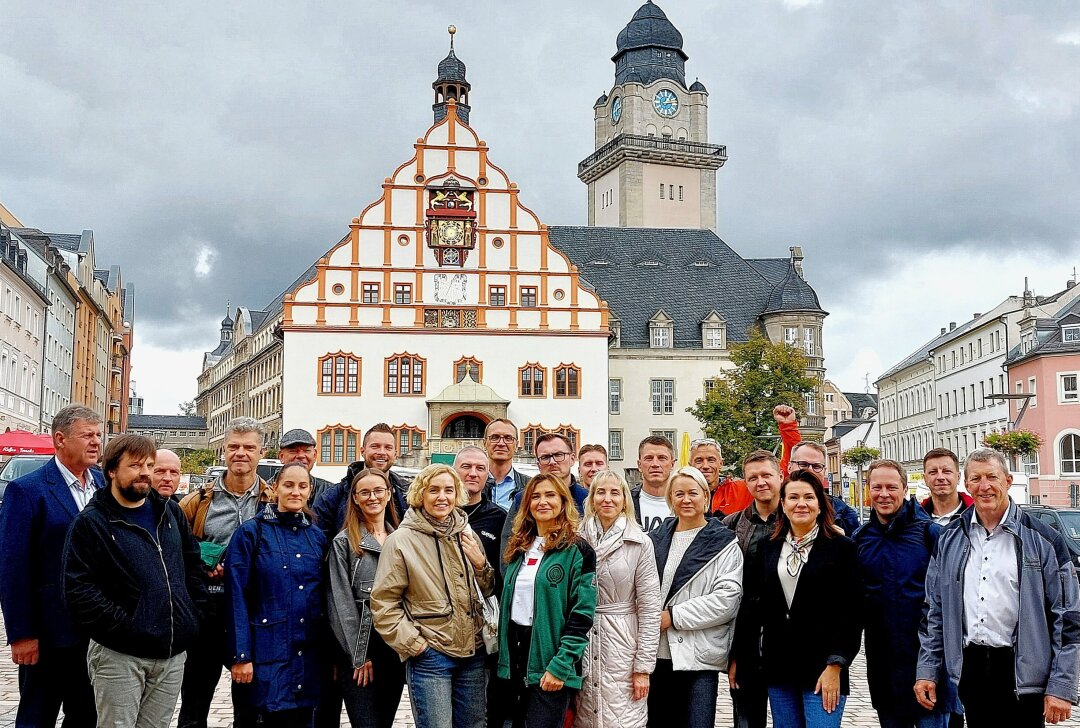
277, 428, 334, 505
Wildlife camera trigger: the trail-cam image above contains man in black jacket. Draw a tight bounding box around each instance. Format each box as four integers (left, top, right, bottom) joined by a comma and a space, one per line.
63, 433, 207, 727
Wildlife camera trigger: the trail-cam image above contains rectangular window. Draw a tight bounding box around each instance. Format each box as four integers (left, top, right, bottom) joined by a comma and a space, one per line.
704, 326, 723, 349
651, 429, 676, 443
1065, 326, 1080, 343
659, 183, 664, 199
651, 378, 675, 415
609, 378, 621, 414
1029, 377, 1037, 407
703, 378, 718, 398
520, 287, 537, 307
362, 283, 380, 304
784, 327, 798, 346
650, 326, 670, 348
1022, 450, 1039, 475
978, 338, 983, 357
609, 430, 623, 461
804, 392, 818, 415
668, 185, 674, 200
394, 283, 412, 305
804, 328, 815, 356
979, 381, 985, 407
678, 185, 684, 201
489, 286, 506, 307
1062, 374, 1079, 403
320, 432, 331, 463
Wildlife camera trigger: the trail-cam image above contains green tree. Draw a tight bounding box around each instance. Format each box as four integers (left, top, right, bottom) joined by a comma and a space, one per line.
180, 448, 216, 474
178, 400, 197, 417
689, 330, 819, 468
842, 446, 881, 508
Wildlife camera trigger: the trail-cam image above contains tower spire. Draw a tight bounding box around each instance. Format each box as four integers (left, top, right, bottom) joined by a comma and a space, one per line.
433, 25, 471, 124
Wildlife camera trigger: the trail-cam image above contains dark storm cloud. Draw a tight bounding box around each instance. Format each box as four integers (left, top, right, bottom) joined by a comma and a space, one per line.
2, 0, 1079, 352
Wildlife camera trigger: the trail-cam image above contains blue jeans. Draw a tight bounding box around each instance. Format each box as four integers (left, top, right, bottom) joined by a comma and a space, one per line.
767, 686, 846, 728
406, 647, 487, 728
878, 712, 950, 728
647, 658, 718, 728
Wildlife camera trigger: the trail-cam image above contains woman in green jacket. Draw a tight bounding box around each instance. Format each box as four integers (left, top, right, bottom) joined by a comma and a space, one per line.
499, 473, 598, 728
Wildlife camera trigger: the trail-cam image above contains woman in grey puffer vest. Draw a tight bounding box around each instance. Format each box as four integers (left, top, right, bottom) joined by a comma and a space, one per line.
328, 469, 404, 728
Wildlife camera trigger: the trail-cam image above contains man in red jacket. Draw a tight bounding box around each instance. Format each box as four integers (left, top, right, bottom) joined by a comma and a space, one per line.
920, 447, 973, 525
695, 405, 800, 517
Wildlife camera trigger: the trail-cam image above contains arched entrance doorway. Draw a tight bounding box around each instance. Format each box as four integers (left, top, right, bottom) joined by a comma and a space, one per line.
441, 414, 487, 440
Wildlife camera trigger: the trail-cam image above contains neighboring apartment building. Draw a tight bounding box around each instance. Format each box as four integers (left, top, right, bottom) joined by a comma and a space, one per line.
128, 414, 209, 452
1006, 288, 1080, 506
825, 418, 878, 502
0, 227, 48, 432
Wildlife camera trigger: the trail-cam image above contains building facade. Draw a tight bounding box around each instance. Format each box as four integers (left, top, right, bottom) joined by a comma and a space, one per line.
0, 227, 48, 433
1006, 289, 1080, 506
128, 414, 210, 452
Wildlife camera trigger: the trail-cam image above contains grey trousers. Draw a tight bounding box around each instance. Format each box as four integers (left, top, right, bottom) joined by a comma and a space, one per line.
86, 640, 187, 728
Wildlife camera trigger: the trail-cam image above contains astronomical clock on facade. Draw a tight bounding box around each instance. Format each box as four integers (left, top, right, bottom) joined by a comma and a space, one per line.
278, 30, 611, 480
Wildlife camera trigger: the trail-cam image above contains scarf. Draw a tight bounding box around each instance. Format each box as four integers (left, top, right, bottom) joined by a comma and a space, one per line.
420, 507, 460, 538
586, 515, 627, 559
785, 525, 819, 577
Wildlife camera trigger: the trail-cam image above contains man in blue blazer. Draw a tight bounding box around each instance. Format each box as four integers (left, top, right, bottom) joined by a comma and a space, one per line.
0, 404, 104, 727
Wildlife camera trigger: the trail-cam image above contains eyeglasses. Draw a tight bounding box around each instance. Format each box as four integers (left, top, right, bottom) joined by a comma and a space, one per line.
792, 460, 826, 473
355, 487, 388, 500
487, 435, 516, 443
538, 452, 571, 465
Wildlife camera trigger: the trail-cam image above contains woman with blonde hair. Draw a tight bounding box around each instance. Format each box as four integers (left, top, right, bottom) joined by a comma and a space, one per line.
575, 470, 661, 728
499, 473, 597, 728
327, 469, 404, 728
371, 463, 494, 728
647, 466, 744, 728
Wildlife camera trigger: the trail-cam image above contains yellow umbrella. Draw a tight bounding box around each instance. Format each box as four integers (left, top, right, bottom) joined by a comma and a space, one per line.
679, 432, 692, 466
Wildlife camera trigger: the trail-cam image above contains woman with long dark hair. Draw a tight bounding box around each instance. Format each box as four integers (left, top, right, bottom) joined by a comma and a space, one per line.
327, 469, 404, 728
760, 469, 862, 728
225, 462, 328, 727
500, 473, 597, 728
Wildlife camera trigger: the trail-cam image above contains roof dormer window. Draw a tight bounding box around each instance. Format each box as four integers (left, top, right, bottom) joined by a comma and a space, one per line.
1064, 325, 1080, 343
649, 310, 674, 349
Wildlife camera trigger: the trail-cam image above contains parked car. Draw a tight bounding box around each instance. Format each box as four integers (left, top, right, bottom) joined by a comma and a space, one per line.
1021, 505, 1080, 573
0, 455, 52, 504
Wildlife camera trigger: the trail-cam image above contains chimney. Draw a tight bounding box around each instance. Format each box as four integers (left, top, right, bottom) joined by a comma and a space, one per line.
940, 327, 947, 335
789, 246, 805, 279
1068, 280, 1077, 290
973, 312, 980, 319
949, 322, 957, 331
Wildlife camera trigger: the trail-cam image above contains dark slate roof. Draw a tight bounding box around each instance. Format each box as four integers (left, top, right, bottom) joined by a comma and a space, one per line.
616, 2, 685, 56
762, 261, 824, 314
1007, 294, 1080, 365
548, 226, 825, 348
15, 228, 84, 253
594, 92, 609, 107
93, 269, 109, 287
689, 79, 707, 92
436, 49, 468, 84
746, 257, 789, 285
248, 309, 270, 331
129, 414, 207, 430
843, 392, 879, 416
831, 419, 874, 439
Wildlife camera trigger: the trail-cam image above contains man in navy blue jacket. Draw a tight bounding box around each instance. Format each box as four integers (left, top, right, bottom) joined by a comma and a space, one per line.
0, 405, 104, 727
855, 459, 955, 728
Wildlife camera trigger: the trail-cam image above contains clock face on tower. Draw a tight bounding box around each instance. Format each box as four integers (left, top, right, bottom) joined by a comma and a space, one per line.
653, 89, 679, 117
610, 96, 622, 124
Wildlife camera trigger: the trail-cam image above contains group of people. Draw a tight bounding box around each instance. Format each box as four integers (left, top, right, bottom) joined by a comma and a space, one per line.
0, 404, 1077, 728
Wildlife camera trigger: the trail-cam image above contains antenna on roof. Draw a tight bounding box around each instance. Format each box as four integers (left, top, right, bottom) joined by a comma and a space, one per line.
864, 373, 871, 394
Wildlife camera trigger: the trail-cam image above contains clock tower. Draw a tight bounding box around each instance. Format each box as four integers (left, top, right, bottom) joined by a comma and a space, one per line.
578, 1, 727, 231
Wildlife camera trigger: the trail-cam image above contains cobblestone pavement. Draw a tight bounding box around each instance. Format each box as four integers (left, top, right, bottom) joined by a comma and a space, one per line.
2, 614, 1079, 727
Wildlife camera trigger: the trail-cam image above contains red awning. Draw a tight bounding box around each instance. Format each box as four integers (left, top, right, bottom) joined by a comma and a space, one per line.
0, 430, 55, 456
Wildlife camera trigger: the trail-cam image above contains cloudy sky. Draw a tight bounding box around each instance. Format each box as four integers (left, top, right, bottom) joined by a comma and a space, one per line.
3, 0, 1079, 413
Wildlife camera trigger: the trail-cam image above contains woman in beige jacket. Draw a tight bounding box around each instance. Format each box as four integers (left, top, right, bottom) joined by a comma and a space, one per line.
371, 464, 495, 728
576, 470, 661, 728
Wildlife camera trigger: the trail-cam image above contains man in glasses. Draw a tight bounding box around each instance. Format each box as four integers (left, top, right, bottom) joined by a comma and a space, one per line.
693, 404, 801, 517
787, 440, 861, 536
499, 432, 587, 563
482, 418, 530, 513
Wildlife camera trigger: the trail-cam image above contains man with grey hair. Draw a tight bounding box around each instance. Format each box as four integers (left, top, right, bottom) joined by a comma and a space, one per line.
0, 404, 104, 726
177, 417, 272, 728
455, 445, 505, 579
916, 449, 1080, 726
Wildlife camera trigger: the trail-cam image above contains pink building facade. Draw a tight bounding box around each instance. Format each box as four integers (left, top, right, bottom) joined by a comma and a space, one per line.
1008, 299, 1080, 507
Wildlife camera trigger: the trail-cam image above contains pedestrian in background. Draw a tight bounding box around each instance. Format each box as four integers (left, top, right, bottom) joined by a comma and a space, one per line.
0, 404, 103, 727
225, 463, 328, 727
575, 469, 659, 728
151, 448, 183, 500
761, 470, 862, 728
372, 464, 494, 728
855, 460, 953, 728
63, 433, 206, 727
327, 469, 405, 728
500, 473, 597, 728
647, 466, 743, 728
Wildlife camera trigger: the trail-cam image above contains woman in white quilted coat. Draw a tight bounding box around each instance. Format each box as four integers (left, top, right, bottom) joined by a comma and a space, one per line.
575, 470, 661, 728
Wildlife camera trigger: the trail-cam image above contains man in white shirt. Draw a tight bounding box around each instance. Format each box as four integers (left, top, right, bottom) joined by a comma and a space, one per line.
633, 435, 675, 533
916, 449, 1080, 726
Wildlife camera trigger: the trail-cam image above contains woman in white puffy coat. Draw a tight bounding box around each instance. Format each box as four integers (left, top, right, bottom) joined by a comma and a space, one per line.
647, 467, 744, 728
575, 470, 661, 728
